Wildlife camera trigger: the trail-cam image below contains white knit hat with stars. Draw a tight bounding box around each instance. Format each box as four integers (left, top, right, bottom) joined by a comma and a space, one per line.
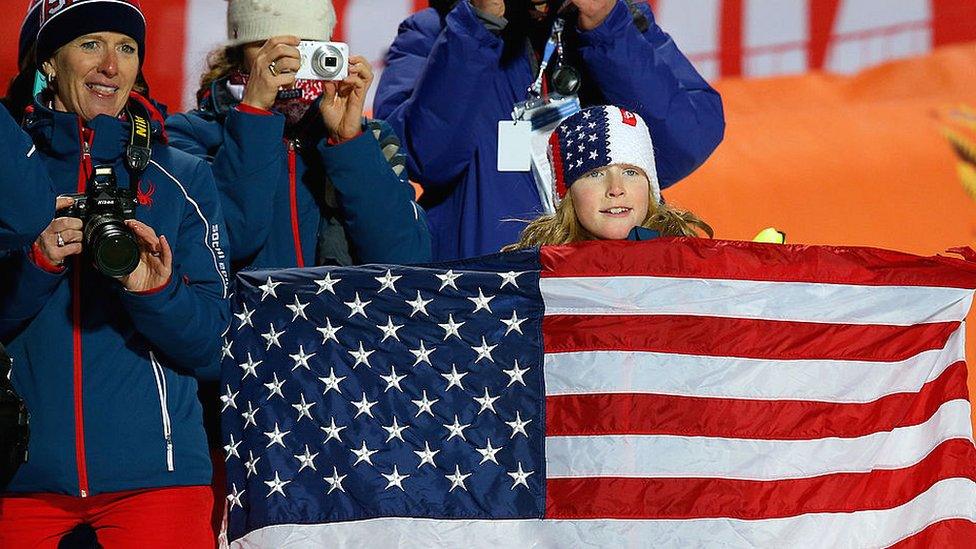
226, 0, 337, 45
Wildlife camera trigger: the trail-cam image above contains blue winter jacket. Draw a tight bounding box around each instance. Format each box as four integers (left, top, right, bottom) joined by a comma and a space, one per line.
166, 85, 432, 271
0, 97, 231, 497
374, 0, 725, 260
0, 104, 54, 250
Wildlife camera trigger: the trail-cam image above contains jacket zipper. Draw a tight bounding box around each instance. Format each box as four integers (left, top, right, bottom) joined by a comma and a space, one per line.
149, 351, 175, 471
287, 140, 304, 268
74, 121, 94, 497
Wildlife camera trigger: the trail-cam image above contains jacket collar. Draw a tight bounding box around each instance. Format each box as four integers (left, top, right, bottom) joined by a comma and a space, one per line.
23, 93, 166, 164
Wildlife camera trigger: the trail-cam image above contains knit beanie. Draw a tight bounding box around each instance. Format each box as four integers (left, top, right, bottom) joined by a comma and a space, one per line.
18, 0, 43, 66
227, 0, 337, 45
548, 105, 660, 205
35, 0, 146, 65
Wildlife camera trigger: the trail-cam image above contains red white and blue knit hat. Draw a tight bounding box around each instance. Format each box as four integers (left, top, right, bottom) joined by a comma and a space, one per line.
548, 105, 660, 205
35, 0, 146, 64
18, 0, 44, 65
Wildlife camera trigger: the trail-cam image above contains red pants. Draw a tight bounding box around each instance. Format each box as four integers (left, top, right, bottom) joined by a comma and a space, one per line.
0, 486, 215, 548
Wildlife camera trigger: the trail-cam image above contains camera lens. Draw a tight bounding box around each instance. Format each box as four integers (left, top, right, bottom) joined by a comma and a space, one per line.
552, 65, 581, 97
311, 45, 344, 80
85, 215, 140, 278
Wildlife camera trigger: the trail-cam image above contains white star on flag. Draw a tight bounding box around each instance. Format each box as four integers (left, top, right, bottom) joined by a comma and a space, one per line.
324, 466, 347, 494
344, 292, 371, 318
263, 422, 291, 448
316, 318, 343, 344
286, 295, 309, 321
382, 416, 409, 443
473, 387, 500, 415
378, 316, 404, 342
414, 441, 440, 468
472, 337, 498, 363
351, 441, 379, 466
245, 451, 260, 478
318, 367, 346, 395
412, 390, 439, 417
227, 483, 245, 510
238, 353, 263, 380
435, 269, 462, 290
497, 271, 526, 289
438, 314, 465, 340
314, 273, 341, 295
501, 310, 526, 336
261, 324, 283, 350
507, 462, 535, 490
467, 288, 495, 314
375, 270, 402, 293
223, 433, 241, 461
221, 385, 239, 412
294, 444, 320, 472
289, 345, 315, 371
264, 471, 291, 498
241, 401, 259, 429
446, 465, 472, 492
380, 365, 407, 393
505, 411, 532, 439
263, 372, 286, 400
320, 417, 346, 444
351, 393, 379, 418
441, 364, 469, 391
409, 341, 435, 366
443, 415, 471, 441
348, 342, 375, 369
406, 291, 433, 317
233, 303, 254, 328
503, 360, 530, 386
476, 438, 503, 465
291, 393, 316, 422
221, 338, 234, 360
382, 465, 410, 491
258, 276, 282, 301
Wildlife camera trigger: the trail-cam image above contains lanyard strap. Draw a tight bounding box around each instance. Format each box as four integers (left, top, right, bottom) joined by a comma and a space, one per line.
527, 18, 566, 98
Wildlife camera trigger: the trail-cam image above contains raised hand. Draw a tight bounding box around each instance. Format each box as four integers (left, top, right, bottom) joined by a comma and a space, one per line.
572, 0, 616, 30
471, 0, 505, 18
319, 55, 374, 144
118, 220, 173, 293
241, 36, 302, 111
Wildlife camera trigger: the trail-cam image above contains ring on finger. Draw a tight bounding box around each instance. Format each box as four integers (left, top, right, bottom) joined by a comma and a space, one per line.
56, 232, 65, 247
268, 61, 279, 77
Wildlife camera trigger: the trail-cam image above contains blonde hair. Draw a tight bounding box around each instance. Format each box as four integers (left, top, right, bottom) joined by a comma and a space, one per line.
197, 45, 245, 101
503, 187, 712, 251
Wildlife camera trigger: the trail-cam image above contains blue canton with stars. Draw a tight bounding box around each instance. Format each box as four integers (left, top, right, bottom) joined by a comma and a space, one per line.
220, 251, 545, 541
553, 107, 613, 188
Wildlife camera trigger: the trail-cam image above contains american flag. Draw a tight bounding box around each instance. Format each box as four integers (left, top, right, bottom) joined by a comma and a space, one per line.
220, 239, 976, 547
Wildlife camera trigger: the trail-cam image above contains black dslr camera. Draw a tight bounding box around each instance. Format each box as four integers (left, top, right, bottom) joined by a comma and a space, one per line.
60, 165, 140, 277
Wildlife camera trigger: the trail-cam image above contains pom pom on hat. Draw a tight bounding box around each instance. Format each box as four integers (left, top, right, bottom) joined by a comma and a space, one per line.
226, 0, 337, 45
548, 106, 660, 205
35, 0, 146, 64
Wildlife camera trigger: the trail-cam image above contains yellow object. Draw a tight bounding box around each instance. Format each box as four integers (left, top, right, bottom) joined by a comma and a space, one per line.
753, 227, 786, 244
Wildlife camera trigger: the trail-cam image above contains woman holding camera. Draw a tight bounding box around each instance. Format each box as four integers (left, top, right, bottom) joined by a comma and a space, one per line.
167, 0, 431, 271
0, 0, 229, 545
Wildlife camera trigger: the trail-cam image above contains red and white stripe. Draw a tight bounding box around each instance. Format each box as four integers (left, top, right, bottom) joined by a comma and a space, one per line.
539, 239, 976, 547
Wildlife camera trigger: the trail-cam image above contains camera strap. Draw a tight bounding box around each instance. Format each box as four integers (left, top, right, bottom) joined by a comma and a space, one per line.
527, 18, 566, 99
124, 100, 153, 173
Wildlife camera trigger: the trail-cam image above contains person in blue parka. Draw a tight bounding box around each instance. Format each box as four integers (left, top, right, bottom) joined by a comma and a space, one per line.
374, 0, 725, 260
167, 0, 431, 272
0, 0, 229, 545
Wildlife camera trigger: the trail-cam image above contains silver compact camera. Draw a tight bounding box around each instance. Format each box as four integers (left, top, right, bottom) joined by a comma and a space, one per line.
296, 41, 349, 81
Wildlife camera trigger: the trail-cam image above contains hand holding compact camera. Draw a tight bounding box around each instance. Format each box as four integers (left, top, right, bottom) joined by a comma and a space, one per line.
319, 53, 373, 144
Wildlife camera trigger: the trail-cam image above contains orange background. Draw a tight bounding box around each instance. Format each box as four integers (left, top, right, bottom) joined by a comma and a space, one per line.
664, 43, 976, 426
